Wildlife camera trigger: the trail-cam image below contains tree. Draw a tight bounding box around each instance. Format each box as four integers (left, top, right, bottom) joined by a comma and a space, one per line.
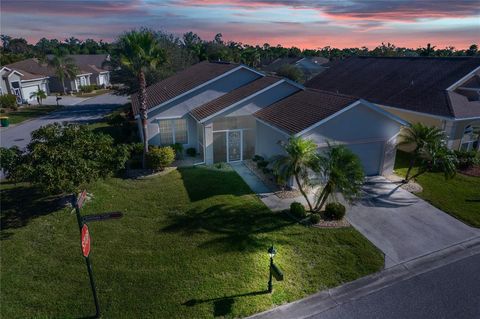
0, 123, 130, 194
276, 64, 304, 83
313, 144, 364, 211
419, 43, 436, 56
48, 50, 79, 94
116, 29, 166, 168
273, 137, 319, 211
408, 140, 457, 181
466, 44, 478, 56
29, 89, 47, 105
398, 123, 446, 181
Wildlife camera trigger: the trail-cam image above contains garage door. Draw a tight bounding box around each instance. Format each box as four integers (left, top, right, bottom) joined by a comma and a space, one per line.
346, 142, 384, 176
21, 85, 40, 102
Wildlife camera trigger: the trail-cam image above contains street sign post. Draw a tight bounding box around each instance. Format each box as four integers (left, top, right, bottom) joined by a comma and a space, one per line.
73, 191, 100, 318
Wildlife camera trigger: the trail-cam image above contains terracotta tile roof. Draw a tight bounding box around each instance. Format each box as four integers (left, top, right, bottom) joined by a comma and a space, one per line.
190, 76, 281, 121
131, 61, 239, 116
254, 89, 357, 135
305, 56, 480, 118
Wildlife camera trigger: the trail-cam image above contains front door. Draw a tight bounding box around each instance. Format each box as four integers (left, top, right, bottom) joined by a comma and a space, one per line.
227, 130, 242, 162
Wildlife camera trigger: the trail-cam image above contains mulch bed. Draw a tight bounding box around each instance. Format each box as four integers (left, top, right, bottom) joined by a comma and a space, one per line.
459, 165, 480, 177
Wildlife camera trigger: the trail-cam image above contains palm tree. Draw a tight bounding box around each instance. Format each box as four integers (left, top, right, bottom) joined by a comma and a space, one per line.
273, 137, 319, 211
409, 140, 457, 181
117, 29, 166, 168
398, 123, 446, 181
29, 89, 47, 105
48, 50, 79, 95
313, 145, 364, 212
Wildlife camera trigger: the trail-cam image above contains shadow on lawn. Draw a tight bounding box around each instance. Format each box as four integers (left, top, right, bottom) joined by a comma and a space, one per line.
178, 167, 253, 202
183, 289, 269, 317
162, 203, 295, 252
0, 183, 66, 239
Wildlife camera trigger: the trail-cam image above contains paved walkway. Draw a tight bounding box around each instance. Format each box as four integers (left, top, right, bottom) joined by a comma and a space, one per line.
230, 162, 313, 211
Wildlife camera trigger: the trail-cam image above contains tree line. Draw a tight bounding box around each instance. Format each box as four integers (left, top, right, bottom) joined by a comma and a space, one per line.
2, 31, 478, 67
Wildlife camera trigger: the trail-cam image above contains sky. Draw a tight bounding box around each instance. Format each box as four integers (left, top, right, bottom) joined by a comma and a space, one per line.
1, 0, 479, 49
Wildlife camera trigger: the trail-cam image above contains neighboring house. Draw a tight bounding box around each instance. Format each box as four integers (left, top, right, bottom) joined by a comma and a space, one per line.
261, 56, 329, 82
0, 66, 49, 104
306, 56, 480, 151
132, 61, 407, 176
3, 55, 111, 97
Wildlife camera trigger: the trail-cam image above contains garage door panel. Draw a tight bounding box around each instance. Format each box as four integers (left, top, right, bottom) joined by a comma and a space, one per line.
345, 142, 383, 176
21, 85, 39, 102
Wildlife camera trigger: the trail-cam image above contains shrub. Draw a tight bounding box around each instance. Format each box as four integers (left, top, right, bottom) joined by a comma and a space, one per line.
257, 160, 268, 169
324, 203, 346, 220
310, 213, 321, 224
186, 147, 196, 157
252, 155, 264, 162
3, 123, 131, 194
262, 167, 272, 174
131, 142, 145, 156
454, 150, 479, 169
79, 84, 98, 93
0, 146, 23, 180
170, 143, 184, 159
290, 202, 306, 219
147, 146, 175, 171
0, 94, 18, 109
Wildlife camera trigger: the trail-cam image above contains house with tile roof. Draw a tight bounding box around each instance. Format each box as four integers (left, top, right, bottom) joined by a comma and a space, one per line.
1, 55, 111, 102
132, 61, 407, 176
306, 56, 480, 151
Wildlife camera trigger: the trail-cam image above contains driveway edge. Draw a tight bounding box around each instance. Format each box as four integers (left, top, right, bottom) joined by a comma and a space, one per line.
247, 236, 480, 319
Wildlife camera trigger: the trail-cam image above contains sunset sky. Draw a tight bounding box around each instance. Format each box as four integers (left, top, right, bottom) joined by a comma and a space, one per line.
1, 0, 479, 49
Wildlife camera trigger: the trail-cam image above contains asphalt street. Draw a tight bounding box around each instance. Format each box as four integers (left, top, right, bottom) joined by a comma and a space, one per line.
0, 93, 129, 149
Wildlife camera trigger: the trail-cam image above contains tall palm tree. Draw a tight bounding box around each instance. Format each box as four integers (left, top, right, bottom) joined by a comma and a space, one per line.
117, 30, 166, 168
29, 89, 47, 105
313, 145, 364, 212
273, 137, 319, 211
398, 123, 446, 181
48, 50, 79, 95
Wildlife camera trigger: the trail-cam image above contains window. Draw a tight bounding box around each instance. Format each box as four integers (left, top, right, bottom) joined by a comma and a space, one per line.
460, 125, 480, 151
158, 118, 188, 145
159, 120, 173, 145
174, 119, 188, 144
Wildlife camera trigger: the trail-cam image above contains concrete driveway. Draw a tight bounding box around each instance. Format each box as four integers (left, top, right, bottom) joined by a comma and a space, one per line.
348, 176, 480, 268
0, 93, 129, 149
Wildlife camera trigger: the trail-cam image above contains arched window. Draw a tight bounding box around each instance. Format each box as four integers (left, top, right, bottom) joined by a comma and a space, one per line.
460, 125, 480, 151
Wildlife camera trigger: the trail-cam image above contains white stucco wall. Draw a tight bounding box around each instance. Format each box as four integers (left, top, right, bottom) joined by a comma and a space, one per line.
254, 120, 290, 160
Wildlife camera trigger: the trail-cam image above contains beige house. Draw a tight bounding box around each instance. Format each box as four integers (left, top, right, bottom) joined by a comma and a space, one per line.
306, 57, 480, 151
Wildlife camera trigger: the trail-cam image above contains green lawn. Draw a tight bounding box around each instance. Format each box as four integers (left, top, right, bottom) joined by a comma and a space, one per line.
75, 89, 111, 98
1, 166, 383, 318
394, 151, 480, 227
2, 105, 60, 125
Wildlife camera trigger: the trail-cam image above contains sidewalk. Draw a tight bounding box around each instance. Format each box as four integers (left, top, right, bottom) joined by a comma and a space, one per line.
248, 236, 480, 319
230, 162, 313, 211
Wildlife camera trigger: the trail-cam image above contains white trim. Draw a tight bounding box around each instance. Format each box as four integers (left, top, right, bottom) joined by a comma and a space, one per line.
0, 67, 12, 73
76, 73, 93, 77
135, 65, 258, 119
254, 118, 291, 137
154, 115, 183, 120
446, 66, 480, 91
7, 70, 24, 77
199, 79, 286, 123
20, 77, 49, 83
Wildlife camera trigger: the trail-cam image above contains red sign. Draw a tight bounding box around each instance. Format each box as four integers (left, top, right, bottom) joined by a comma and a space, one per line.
77, 190, 87, 209
81, 224, 91, 257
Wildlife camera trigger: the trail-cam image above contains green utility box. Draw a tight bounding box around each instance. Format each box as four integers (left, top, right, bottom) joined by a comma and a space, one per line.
0, 117, 9, 127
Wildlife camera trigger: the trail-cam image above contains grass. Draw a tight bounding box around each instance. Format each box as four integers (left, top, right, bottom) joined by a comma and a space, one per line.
394, 150, 480, 227
75, 89, 111, 98
1, 166, 383, 318
1, 105, 60, 125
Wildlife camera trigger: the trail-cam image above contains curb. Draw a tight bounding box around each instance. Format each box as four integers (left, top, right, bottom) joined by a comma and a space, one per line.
247, 236, 480, 319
